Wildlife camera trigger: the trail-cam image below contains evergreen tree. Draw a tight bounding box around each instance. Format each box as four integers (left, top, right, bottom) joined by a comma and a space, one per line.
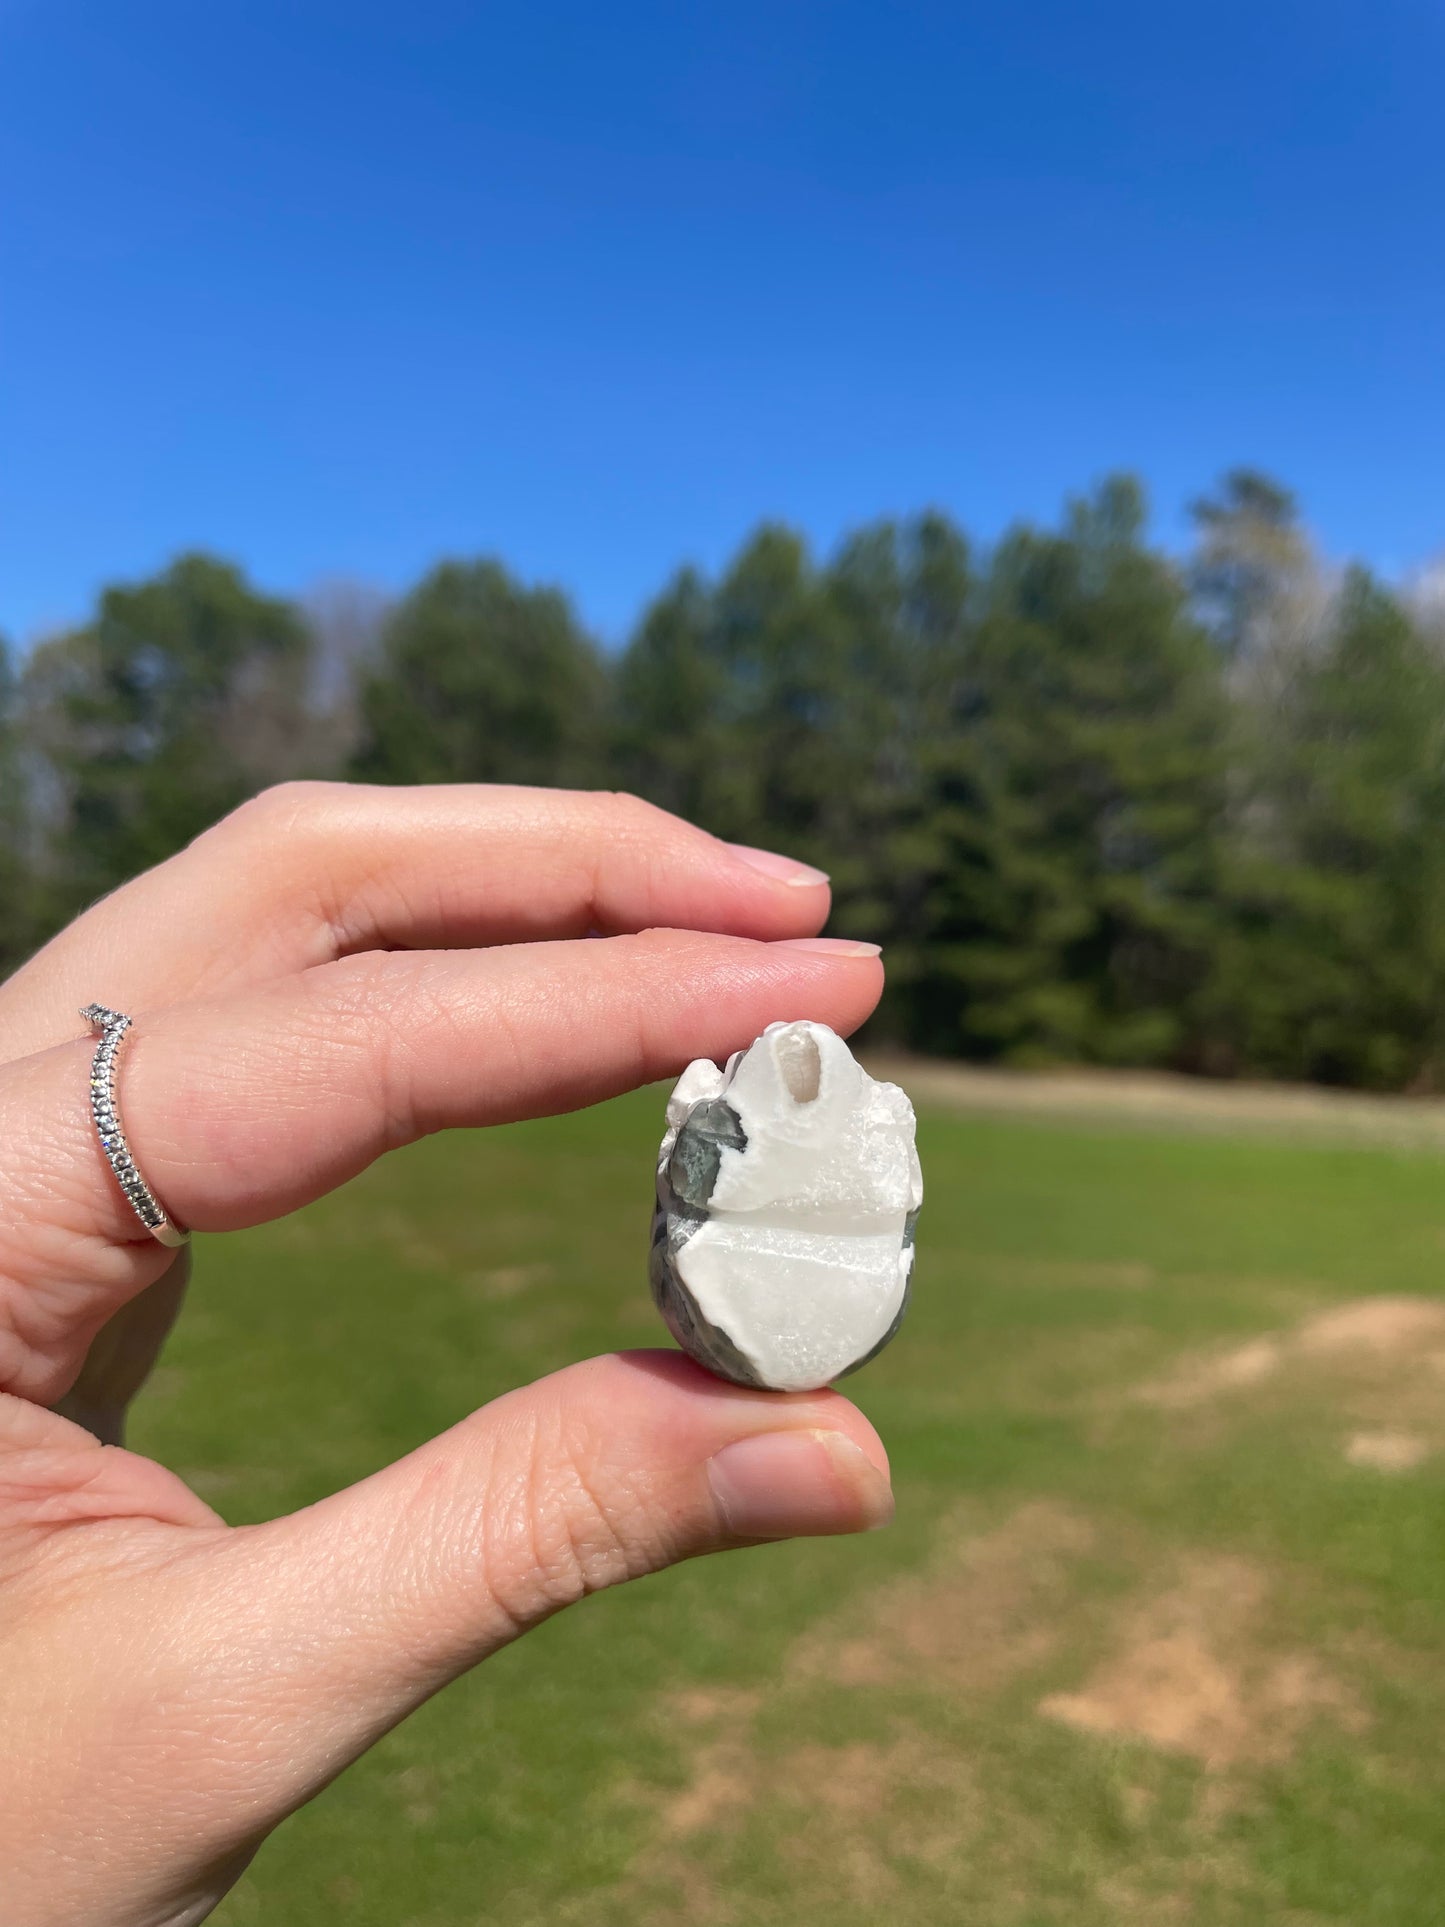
612, 526, 846, 854
612, 516, 976, 1042
1212, 569, 1445, 1087
350, 560, 605, 788
23, 554, 315, 927
0, 634, 35, 973
9, 472, 1445, 1092
936, 477, 1228, 1064
611, 565, 729, 827
1189, 467, 1321, 663
821, 514, 975, 1043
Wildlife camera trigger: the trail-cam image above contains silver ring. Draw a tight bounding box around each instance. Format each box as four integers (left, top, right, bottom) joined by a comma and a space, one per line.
80, 1005, 190, 1248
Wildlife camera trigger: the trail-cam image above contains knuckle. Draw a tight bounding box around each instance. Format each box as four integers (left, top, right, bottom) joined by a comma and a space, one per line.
556, 1401, 671, 1587
306, 950, 445, 1146
217, 781, 379, 947
212, 779, 348, 845
579, 791, 701, 923
494, 1402, 667, 1623
310, 942, 403, 1011
588, 788, 675, 843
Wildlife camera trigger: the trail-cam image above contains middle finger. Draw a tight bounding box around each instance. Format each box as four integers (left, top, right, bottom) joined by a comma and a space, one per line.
0, 784, 833, 1060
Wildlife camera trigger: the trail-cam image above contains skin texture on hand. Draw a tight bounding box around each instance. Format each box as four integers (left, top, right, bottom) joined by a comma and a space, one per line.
0, 783, 892, 1927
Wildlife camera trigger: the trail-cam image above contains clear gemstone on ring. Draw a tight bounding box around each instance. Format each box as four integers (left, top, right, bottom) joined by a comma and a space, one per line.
86, 1005, 186, 1245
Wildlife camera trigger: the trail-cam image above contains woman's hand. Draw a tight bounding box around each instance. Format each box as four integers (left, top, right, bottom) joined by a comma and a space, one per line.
0, 783, 891, 1927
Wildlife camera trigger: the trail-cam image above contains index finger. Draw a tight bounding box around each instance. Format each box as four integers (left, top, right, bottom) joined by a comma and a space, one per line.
0, 784, 834, 1059
0, 928, 883, 1407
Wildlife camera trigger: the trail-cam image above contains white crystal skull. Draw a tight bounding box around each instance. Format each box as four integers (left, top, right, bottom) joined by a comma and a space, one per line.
649, 1021, 922, 1392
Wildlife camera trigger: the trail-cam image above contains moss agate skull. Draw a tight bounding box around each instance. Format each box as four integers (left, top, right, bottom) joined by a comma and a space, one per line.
649, 1021, 922, 1391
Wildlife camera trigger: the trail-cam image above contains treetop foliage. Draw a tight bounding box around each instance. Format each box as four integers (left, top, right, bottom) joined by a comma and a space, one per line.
5, 474, 1443, 1090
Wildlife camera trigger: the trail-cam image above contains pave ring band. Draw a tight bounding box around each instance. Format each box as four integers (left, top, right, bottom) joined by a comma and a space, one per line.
81, 1005, 190, 1248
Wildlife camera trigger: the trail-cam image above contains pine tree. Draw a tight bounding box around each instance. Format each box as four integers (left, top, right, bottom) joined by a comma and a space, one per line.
935, 477, 1228, 1064
23, 554, 315, 927
611, 516, 977, 1043
351, 561, 605, 789
1212, 569, 1445, 1087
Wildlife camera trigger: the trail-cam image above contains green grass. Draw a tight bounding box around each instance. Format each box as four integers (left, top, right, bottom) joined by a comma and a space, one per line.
134, 1087, 1445, 1926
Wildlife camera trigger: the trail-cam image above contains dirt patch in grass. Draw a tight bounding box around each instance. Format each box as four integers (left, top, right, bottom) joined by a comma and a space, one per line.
656, 1739, 754, 1839
1038, 1554, 1365, 1769
1298, 1297, 1445, 1356
789, 1499, 1095, 1694
634, 1714, 984, 1923
622, 1504, 1369, 1926
625, 1504, 1090, 1920
1143, 1336, 1287, 1407
774, 1731, 983, 1892
1345, 1430, 1431, 1471
1139, 1295, 1445, 1415
652, 1690, 763, 1840
666, 1686, 763, 1726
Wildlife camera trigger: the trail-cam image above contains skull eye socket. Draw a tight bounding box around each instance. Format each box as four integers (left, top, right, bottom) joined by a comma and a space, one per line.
776, 1027, 822, 1104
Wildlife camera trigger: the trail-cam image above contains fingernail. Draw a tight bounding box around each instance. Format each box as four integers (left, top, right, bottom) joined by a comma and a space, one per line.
775, 936, 882, 958
727, 842, 831, 888
707, 1429, 895, 1540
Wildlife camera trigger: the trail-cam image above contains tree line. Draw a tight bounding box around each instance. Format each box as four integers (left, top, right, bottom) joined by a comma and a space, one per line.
4, 469, 1444, 1090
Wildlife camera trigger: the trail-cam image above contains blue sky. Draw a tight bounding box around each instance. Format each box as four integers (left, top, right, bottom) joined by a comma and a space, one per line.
2, 0, 1442, 646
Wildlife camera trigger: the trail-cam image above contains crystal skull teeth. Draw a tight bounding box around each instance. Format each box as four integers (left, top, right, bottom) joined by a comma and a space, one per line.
649, 1020, 922, 1392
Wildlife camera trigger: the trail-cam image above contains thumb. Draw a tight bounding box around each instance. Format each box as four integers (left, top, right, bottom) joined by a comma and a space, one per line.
259, 1349, 892, 1694
168, 1351, 890, 1833
0, 1353, 892, 1927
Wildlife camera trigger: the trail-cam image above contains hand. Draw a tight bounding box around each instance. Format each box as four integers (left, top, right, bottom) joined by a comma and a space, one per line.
0, 783, 892, 1927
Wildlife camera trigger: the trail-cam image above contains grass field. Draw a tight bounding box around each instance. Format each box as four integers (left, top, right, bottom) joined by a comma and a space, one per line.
134, 1080, 1445, 1926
